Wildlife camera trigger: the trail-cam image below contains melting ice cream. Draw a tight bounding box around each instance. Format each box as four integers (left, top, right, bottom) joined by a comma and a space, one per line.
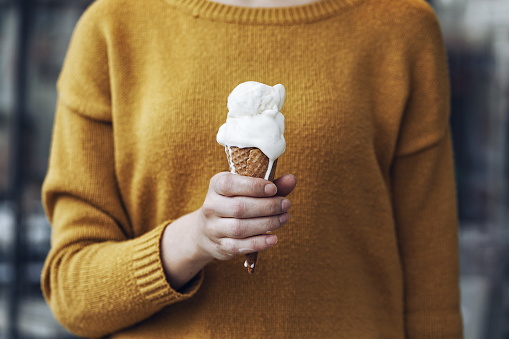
216, 81, 286, 179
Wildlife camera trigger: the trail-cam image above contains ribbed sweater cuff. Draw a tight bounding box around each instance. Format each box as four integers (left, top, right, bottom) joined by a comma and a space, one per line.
132, 222, 203, 307
406, 309, 463, 338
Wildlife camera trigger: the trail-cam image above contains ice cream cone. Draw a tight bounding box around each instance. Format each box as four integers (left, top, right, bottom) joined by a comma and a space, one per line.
225, 146, 278, 273
217, 81, 286, 274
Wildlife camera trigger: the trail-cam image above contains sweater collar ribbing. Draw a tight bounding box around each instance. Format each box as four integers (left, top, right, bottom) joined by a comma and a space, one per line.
165, 0, 363, 25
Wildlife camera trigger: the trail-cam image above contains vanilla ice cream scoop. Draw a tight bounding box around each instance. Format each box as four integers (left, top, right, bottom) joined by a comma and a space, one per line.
217, 81, 286, 163
227, 81, 286, 118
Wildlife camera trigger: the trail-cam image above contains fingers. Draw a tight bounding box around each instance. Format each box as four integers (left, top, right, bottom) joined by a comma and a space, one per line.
210, 172, 297, 198
210, 172, 277, 197
199, 172, 297, 261
203, 195, 291, 219
273, 174, 297, 197
218, 213, 290, 239
198, 211, 289, 260
214, 234, 279, 259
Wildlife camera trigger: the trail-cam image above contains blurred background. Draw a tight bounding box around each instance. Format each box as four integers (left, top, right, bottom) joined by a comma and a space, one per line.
0, 0, 508, 338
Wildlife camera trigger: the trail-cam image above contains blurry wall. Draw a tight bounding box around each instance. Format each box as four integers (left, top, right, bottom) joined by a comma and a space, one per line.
434, 0, 509, 337
0, 0, 508, 338
1, 2, 93, 337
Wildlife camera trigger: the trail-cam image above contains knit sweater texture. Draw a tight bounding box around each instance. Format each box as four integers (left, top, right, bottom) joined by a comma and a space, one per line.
42, 0, 463, 337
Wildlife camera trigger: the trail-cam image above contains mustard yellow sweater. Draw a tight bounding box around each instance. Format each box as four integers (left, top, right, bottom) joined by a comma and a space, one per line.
42, 0, 463, 337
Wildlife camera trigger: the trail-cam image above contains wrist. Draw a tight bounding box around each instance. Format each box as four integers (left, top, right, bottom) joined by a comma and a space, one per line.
160, 210, 212, 290
183, 209, 213, 263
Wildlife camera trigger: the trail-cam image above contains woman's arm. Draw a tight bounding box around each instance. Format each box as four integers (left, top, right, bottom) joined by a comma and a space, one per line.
391, 4, 462, 338
392, 130, 462, 338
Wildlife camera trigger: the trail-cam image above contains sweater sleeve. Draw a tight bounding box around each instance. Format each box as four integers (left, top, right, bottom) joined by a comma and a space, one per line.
41, 4, 202, 338
391, 4, 463, 338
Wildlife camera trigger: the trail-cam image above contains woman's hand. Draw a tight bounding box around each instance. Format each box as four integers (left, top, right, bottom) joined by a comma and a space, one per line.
195, 172, 294, 260
161, 173, 297, 289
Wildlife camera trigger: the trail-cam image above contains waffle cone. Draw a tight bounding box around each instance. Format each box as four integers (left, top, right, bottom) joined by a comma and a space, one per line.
225, 146, 278, 274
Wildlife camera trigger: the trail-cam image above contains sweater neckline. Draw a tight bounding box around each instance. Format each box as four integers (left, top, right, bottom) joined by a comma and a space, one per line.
165, 0, 363, 25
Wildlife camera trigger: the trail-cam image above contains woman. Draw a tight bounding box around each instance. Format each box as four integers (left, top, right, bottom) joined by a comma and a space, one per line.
42, 0, 463, 337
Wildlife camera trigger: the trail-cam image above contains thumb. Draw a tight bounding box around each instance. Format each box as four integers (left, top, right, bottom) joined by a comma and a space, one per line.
272, 174, 297, 197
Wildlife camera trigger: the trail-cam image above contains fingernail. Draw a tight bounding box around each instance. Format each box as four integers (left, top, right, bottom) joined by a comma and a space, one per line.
265, 184, 277, 196
278, 212, 290, 224
266, 235, 278, 246
281, 199, 291, 212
